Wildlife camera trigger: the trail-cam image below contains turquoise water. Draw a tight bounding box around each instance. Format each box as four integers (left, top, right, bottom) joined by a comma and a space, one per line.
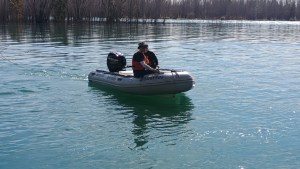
1, 21, 300, 169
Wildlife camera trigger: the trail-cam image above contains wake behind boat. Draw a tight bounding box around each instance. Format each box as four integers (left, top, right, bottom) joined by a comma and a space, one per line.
88, 52, 195, 95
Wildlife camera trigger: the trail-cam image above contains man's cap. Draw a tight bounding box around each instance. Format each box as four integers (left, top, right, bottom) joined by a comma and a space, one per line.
138, 42, 148, 49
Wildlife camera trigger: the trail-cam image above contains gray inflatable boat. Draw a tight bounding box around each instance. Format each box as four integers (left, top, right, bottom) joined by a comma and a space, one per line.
88, 69, 195, 95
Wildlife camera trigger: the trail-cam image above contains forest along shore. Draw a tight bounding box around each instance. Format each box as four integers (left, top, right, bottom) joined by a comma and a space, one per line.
0, 0, 300, 23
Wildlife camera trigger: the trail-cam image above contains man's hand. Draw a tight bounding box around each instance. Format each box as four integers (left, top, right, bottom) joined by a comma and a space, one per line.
152, 69, 160, 73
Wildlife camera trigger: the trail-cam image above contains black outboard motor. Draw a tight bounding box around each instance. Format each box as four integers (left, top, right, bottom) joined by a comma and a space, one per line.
107, 52, 126, 72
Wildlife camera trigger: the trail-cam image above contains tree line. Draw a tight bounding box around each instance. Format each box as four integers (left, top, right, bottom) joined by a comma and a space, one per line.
1, 0, 300, 23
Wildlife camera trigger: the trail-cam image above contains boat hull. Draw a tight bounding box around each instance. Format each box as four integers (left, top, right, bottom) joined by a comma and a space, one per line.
88, 69, 195, 95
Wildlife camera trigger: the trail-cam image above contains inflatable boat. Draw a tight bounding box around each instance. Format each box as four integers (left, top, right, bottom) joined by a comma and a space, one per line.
88, 52, 195, 95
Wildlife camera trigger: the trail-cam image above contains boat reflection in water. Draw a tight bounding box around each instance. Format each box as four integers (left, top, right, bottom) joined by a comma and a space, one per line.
89, 82, 194, 149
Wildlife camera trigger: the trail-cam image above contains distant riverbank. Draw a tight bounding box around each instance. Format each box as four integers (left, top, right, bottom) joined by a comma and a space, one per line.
1, 0, 299, 23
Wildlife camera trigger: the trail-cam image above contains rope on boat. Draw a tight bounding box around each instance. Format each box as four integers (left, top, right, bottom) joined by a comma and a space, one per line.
170, 69, 179, 80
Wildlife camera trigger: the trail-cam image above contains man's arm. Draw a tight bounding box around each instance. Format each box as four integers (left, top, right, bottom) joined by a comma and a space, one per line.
140, 61, 159, 73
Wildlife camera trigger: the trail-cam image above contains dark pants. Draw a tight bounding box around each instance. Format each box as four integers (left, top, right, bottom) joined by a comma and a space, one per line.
133, 70, 153, 78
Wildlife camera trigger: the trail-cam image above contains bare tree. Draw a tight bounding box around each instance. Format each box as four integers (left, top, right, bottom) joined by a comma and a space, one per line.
25, 0, 53, 23
67, 0, 91, 21
9, 0, 24, 21
53, 0, 67, 22
0, 0, 9, 22
99, 0, 126, 22
296, 0, 300, 19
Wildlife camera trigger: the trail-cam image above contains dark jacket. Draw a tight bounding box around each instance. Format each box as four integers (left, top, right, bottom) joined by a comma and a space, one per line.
146, 51, 158, 69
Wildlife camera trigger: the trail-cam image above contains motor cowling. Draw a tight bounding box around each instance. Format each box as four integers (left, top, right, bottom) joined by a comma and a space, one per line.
107, 52, 126, 72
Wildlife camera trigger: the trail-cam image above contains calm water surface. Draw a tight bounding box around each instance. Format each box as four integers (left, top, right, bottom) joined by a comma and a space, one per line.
1, 21, 300, 169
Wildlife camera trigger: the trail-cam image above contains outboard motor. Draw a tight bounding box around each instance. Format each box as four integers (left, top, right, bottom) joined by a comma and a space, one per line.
107, 52, 126, 72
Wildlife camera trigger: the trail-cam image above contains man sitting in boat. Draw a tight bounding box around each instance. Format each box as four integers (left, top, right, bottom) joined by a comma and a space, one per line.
132, 42, 160, 78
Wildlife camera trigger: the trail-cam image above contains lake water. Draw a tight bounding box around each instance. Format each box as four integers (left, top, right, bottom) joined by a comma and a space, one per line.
1, 20, 300, 169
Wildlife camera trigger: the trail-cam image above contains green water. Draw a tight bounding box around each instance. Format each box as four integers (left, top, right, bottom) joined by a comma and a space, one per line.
1, 21, 300, 169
